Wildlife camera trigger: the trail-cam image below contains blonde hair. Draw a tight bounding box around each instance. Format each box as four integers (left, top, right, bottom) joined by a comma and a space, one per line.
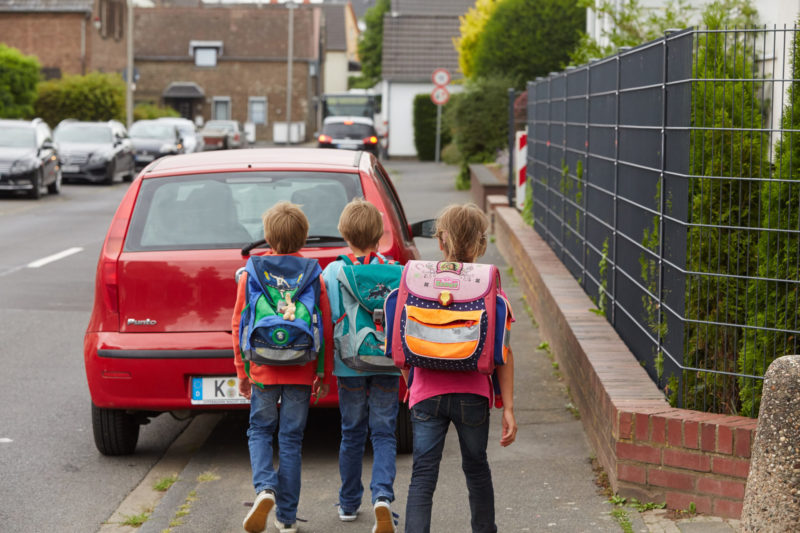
435, 203, 488, 263
262, 201, 309, 254
338, 198, 384, 251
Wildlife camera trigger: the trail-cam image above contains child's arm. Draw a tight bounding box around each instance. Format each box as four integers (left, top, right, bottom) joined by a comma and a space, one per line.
496, 348, 517, 447
231, 272, 251, 400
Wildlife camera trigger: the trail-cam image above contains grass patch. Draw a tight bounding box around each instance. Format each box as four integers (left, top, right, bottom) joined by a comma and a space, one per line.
197, 471, 220, 483
610, 507, 634, 533
537, 341, 550, 352
120, 512, 150, 527
565, 401, 580, 419
153, 474, 178, 492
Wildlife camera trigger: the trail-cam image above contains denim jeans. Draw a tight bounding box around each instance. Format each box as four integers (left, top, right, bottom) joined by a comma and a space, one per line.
248, 384, 311, 525
405, 393, 495, 533
337, 375, 400, 512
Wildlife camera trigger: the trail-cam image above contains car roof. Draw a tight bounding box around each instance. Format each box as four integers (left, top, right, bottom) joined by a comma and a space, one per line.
0, 119, 36, 128
323, 116, 375, 126
143, 147, 365, 176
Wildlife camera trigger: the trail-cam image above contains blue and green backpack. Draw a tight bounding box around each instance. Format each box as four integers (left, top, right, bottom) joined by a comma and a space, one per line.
239, 255, 324, 373
334, 254, 403, 373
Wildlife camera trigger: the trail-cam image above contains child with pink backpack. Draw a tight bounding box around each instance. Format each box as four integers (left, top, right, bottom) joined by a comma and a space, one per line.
384, 203, 517, 533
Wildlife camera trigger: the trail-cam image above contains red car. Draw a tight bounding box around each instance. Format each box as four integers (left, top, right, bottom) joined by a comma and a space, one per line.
84, 148, 433, 455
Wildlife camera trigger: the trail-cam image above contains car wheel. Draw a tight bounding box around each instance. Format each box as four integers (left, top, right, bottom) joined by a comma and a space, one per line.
27, 169, 42, 199
396, 403, 413, 454
91, 403, 140, 456
47, 168, 62, 195
103, 161, 116, 185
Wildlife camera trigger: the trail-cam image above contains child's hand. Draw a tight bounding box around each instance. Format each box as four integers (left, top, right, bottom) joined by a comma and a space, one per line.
238, 377, 252, 400
312, 377, 329, 402
500, 407, 517, 447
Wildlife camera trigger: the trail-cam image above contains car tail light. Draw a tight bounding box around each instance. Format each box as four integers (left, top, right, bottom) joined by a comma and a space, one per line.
318, 134, 333, 143
344, 120, 354, 125
101, 216, 127, 314
364, 136, 379, 144
234, 134, 240, 142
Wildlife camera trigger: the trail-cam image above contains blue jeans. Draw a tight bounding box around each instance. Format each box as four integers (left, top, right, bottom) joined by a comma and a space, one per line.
248, 384, 311, 525
337, 375, 400, 512
405, 393, 495, 533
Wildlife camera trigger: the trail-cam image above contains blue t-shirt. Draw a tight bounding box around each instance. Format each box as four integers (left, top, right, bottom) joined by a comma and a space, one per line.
322, 253, 394, 377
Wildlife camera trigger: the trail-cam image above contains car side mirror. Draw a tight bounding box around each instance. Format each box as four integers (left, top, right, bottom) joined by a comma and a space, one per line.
410, 219, 436, 238
41, 140, 54, 151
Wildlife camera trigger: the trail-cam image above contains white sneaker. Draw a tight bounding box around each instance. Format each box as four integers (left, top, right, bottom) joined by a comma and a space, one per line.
274, 519, 299, 533
338, 505, 359, 522
372, 499, 396, 533
243, 490, 275, 533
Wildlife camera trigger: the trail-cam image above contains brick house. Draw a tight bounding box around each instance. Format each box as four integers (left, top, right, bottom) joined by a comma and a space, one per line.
133, 3, 324, 142
0, 0, 128, 79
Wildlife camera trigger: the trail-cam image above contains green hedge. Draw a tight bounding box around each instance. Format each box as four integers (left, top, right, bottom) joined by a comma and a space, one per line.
134, 102, 180, 121
0, 44, 40, 119
413, 93, 451, 161
447, 76, 511, 164
34, 72, 125, 126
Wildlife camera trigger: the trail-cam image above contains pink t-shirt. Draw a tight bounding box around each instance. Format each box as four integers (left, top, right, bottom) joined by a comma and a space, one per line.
408, 367, 491, 407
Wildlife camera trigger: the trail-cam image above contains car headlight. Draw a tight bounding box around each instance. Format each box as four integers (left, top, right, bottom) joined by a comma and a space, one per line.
159, 143, 178, 154
89, 152, 110, 165
10, 158, 37, 174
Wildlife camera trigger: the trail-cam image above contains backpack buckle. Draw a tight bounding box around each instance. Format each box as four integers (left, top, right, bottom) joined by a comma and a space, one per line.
373, 308, 385, 330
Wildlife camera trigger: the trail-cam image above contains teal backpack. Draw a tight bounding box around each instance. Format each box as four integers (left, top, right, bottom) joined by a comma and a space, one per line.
239, 255, 324, 375
334, 254, 403, 373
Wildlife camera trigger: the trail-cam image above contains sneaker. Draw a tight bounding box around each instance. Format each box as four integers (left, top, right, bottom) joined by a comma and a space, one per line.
274, 519, 299, 533
338, 505, 358, 522
243, 489, 275, 533
372, 498, 396, 533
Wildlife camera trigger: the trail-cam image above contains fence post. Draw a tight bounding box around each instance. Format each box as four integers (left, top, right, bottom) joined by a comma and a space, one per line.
507, 87, 515, 207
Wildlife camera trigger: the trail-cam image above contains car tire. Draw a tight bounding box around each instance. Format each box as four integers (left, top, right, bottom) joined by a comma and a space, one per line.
103, 161, 116, 185
27, 169, 42, 199
47, 169, 62, 195
396, 403, 413, 454
91, 403, 140, 456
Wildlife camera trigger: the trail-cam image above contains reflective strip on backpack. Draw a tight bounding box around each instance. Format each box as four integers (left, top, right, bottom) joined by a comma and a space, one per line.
404, 307, 483, 361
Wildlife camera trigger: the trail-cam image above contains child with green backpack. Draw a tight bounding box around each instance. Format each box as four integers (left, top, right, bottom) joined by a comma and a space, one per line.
233, 201, 333, 533
322, 199, 403, 533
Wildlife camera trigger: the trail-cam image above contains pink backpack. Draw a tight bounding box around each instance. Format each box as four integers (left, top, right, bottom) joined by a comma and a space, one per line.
384, 260, 509, 375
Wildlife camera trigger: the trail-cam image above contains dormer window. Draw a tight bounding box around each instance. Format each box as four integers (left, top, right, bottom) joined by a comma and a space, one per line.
190, 41, 223, 67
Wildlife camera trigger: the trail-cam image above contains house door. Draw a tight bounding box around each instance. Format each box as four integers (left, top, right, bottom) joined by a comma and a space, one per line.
167, 98, 194, 120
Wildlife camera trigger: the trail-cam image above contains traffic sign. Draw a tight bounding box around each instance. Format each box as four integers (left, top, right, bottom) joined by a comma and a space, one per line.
431, 86, 450, 106
432, 68, 451, 87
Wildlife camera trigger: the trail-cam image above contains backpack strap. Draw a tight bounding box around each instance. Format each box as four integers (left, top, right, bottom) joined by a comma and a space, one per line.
338, 254, 356, 265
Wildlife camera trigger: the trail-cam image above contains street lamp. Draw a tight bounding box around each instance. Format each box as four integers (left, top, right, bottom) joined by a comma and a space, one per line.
285, 0, 296, 145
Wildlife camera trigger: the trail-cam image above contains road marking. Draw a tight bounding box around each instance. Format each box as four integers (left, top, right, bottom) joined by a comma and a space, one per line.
0, 438, 12, 443
27, 247, 84, 268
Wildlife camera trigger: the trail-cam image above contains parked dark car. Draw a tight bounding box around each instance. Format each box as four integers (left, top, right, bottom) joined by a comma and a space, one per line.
0, 118, 62, 199
317, 116, 380, 157
54, 120, 135, 184
199, 119, 244, 150
130, 120, 184, 170
157, 117, 204, 153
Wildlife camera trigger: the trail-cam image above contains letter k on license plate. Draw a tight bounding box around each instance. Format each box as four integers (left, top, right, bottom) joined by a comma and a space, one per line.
191, 376, 249, 405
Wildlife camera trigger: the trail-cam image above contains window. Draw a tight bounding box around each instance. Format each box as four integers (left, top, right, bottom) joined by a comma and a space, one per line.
99, 0, 124, 41
248, 97, 267, 125
190, 40, 223, 68
212, 97, 231, 120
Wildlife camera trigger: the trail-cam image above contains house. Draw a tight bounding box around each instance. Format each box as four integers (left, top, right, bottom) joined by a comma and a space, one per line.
0, 0, 128, 79
322, 2, 360, 94
379, 0, 472, 158
132, 2, 324, 142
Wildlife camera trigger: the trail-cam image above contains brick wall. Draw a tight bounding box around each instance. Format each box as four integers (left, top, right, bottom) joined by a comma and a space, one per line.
488, 196, 757, 519
0, 13, 85, 75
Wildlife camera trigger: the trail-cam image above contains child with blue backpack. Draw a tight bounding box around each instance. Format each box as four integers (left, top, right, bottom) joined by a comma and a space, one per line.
233, 201, 333, 533
322, 199, 403, 533
385, 203, 517, 533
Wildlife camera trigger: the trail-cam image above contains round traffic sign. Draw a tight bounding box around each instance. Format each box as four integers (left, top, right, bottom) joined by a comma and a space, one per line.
432, 68, 451, 87
431, 86, 450, 106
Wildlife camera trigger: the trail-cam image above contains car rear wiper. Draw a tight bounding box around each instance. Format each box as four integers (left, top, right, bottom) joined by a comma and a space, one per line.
241, 239, 270, 256
305, 235, 346, 245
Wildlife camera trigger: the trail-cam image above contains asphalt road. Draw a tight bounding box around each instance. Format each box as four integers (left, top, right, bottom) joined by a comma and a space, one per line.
0, 182, 190, 533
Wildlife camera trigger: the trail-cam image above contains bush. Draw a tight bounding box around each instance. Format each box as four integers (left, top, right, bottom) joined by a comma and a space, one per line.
134, 103, 179, 121
0, 44, 40, 119
413, 93, 451, 161
448, 76, 512, 164
34, 72, 125, 126
440, 142, 462, 165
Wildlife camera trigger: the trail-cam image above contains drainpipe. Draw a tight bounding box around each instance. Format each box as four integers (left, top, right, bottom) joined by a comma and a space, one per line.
81, 15, 87, 75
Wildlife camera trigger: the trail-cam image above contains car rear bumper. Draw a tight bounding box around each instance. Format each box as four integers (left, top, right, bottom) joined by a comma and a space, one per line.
84, 331, 340, 411
62, 163, 110, 182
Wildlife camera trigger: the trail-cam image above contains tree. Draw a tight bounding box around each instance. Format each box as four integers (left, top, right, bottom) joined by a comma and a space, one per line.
34, 72, 125, 126
472, 0, 584, 89
352, 0, 390, 89
413, 94, 451, 161
0, 44, 40, 119
453, 0, 500, 80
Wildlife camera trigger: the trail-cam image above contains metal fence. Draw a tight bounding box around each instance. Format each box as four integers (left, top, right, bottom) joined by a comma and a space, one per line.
525, 26, 800, 416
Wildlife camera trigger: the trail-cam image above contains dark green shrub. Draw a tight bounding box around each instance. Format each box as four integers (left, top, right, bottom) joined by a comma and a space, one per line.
0, 44, 40, 119
449, 76, 512, 165
134, 102, 180, 121
473, 0, 584, 89
413, 93, 451, 161
34, 72, 125, 126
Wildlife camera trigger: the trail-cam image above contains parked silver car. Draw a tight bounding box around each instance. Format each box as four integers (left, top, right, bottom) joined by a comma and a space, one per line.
157, 117, 204, 154
200, 120, 245, 150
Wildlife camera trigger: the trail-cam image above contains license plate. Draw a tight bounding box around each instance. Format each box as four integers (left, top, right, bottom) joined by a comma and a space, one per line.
136, 154, 154, 162
62, 165, 80, 173
190, 376, 249, 405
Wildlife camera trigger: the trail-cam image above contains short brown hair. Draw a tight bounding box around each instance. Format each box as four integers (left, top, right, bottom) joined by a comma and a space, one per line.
262, 201, 309, 254
435, 203, 488, 262
337, 198, 384, 251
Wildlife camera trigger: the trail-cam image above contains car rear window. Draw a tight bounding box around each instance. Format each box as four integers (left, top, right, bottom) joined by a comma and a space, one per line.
322, 123, 375, 139
124, 171, 363, 251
